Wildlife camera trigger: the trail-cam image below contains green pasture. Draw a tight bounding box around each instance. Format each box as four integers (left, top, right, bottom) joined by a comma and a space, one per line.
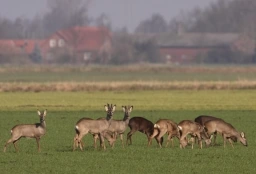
0, 65, 256, 82
0, 91, 255, 173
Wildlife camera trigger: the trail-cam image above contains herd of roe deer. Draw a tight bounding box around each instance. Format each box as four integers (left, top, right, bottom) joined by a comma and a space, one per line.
3, 103, 247, 152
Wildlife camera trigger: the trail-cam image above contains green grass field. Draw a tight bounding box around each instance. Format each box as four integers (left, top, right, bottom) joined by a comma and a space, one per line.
0, 91, 255, 174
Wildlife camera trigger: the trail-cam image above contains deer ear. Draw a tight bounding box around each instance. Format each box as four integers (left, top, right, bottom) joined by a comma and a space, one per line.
43, 109, 47, 116
112, 105, 116, 112
122, 106, 126, 112
104, 105, 108, 111
37, 110, 41, 116
129, 106, 133, 112
240, 132, 245, 138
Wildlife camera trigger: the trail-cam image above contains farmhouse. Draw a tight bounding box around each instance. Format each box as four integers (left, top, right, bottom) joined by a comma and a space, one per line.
156, 32, 255, 64
0, 26, 112, 63
40, 26, 112, 63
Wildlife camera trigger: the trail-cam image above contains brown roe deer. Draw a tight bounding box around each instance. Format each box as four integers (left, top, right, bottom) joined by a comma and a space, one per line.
149, 119, 180, 148
73, 104, 116, 151
195, 115, 237, 145
178, 120, 211, 149
4, 110, 47, 153
126, 115, 161, 146
204, 119, 247, 148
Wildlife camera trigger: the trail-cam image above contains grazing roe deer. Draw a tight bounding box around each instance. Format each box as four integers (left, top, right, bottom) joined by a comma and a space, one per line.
73, 118, 116, 150
178, 120, 211, 149
73, 103, 116, 151
204, 119, 247, 148
4, 110, 47, 153
149, 119, 180, 148
126, 115, 160, 146
107, 105, 132, 147
195, 115, 237, 145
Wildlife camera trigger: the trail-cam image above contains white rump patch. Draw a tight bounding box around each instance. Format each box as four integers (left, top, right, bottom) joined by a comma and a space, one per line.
178, 126, 182, 130
75, 125, 79, 130
154, 124, 160, 128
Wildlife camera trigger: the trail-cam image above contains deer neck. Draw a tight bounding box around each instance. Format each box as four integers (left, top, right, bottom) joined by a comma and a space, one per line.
123, 115, 130, 125
40, 117, 46, 128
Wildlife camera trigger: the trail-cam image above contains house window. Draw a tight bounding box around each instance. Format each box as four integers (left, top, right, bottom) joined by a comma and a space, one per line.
58, 39, 65, 47
84, 52, 91, 61
49, 39, 56, 48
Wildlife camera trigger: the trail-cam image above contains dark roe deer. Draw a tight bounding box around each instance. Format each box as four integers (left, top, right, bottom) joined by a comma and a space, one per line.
126, 115, 161, 146
204, 119, 247, 148
194, 115, 237, 144
4, 110, 47, 152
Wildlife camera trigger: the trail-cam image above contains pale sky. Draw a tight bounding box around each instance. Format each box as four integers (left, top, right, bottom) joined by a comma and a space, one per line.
0, 0, 217, 32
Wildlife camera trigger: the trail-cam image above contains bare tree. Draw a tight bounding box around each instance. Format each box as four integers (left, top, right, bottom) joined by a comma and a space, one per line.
135, 13, 168, 33
43, 0, 92, 36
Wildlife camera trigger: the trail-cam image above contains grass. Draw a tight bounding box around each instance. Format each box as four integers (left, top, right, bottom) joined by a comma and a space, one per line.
0, 64, 256, 82
0, 91, 256, 173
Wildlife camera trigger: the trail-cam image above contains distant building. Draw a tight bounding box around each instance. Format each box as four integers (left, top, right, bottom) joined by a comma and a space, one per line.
41, 26, 112, 63
132, 31, 255, 64
157, 32, 255, 64
0, 26, 112, 64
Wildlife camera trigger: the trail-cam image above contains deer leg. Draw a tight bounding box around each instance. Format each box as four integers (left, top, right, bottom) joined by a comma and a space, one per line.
126, 130, 135, 145
13, 140, 19, 152
4, 138, 16, 152
223, 134, 226, 148
156, 131, 166, 148
93, 134, 99, 149
77, 132, 87, 151
36, 137, 41, 152
228, 138, 234, 148
99, 133, 106, 150
213, 132, 217, 145
73, 135, 78, 151
195, 133, 202, 149
119, 134, 124, 148
165, 134, 171, 147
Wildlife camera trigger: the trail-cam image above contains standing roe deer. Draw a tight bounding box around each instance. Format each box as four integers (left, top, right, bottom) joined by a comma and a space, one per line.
204, 119, 247, 148
126, 114, 161, 146
73, 103, 116, 151
149, 119, 180, 148
107, 105, 132, 147
178, 120, 211, 149
73, 117, 116, 150
4, 110, 47, 153
194, 115, 237, 145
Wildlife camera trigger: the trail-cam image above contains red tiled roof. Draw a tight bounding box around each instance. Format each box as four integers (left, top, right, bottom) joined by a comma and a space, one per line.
0, 40, 44, 54
54, 26, 111, 52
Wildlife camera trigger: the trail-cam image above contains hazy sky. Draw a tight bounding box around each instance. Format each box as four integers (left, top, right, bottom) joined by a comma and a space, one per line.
0, 0, 217, 32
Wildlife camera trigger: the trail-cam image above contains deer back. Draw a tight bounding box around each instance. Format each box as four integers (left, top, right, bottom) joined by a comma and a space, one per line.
128, 117, 154, 135
11, 110, 47, 139
194, 115, 223, 126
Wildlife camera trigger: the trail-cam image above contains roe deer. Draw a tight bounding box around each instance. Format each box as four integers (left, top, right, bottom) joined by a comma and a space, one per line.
126, 115, 161, 146
73, 103, 116, 151
73, 118, 116, 150
149, 119, 180, 148
106, 105, 132, 147
4, 110, 47, 153
195, 115, 237, 145
204, 119, 247, 148
178, 120, 211, 149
